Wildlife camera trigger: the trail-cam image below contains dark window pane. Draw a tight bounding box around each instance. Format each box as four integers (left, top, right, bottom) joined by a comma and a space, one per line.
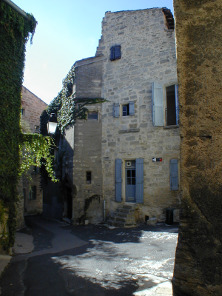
88, 112, 98, 120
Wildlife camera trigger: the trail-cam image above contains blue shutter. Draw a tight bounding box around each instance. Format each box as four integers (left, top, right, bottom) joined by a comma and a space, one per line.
115, 159, 122, 202
129, 102, 135, 115
115, 45, 121, 59
136, 158, 144, 203
175, 84, 179, 125
113, 103, 120, 117
110, 47, 115, 61
152, 82, 164, 126
170, 159, 179, 190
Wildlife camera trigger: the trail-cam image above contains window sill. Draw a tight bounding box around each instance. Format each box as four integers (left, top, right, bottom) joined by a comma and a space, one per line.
164, 125, 179, 129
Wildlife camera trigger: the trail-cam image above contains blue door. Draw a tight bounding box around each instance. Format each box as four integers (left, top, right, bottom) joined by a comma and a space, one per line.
125, 161, 136, 202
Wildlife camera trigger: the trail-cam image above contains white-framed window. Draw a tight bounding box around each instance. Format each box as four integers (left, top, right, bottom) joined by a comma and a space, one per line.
113, 102, 135, 117
152, 82, 179, 127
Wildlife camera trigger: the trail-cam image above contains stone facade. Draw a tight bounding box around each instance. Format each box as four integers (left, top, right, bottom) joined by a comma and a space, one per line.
64, 56, 104, 223
99, 9, 180, 223
65, 8, 180, 225
173, 1, 222, 295
21, 86, 47, 217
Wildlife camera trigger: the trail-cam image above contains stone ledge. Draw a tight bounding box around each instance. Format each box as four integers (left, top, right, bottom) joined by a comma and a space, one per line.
119, 128, 140, 133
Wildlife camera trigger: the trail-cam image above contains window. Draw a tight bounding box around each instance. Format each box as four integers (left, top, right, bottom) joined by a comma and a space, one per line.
166, 85, 177, 126
110, 45, 121, 61
88, 111, 98, 120
122, 102, 135, 116
122, 104, 129, 116
152, 82, 179, 127
113, 102, 135, 117
86, 171, 92, 184
21, 108, 25, 116
29, 186, 36, 200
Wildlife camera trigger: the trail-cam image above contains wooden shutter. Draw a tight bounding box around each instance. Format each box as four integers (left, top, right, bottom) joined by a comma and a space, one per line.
110, 47, 115, 61
113, 103, 120, 117
115, 159, 122, 202
175, 84, 179, 125
136, 158, 144, 203
115, 45, 121, 59
152, 82, 164, 126
170, 159, 179, 190
129, 102, 135, 115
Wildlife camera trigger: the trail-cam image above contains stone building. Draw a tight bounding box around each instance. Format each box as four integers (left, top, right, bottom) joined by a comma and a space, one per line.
173, 0, 222, 295
63, 8, 180, 225
21, 86, 47, 216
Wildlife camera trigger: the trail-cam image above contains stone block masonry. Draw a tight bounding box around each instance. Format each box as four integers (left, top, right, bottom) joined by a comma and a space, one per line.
98, 9, 180, 221
173, 0, 222, 295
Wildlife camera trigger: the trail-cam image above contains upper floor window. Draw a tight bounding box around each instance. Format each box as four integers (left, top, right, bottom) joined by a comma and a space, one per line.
152, 82, 179, 127
21, 108, 25, 116
110, 45, 121, 61
113, 102, 135, 118
88, 111, 98, 120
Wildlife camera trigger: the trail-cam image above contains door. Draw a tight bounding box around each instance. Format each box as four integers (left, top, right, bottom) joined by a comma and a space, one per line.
125, 160, 136, 202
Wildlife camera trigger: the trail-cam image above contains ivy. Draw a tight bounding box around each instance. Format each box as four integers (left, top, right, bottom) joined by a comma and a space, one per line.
0, 0, 37, 251
47, 64, 106, 133
19, 134, 58, 183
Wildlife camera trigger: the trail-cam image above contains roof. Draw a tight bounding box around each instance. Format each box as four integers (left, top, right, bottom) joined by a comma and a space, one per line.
2, 0, 30, 20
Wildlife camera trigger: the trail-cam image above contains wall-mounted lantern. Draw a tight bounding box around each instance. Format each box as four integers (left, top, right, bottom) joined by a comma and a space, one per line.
47, 113, 57, 135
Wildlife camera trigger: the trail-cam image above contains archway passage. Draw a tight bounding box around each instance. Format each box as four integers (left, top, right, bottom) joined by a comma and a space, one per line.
173, 1, 222, 295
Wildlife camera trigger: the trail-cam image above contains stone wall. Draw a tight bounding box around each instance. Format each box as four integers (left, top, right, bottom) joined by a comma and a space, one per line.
173, 1, 222, 295
21, 86, 47, 216
21, 86, 47, 133
67, 56, 104, 223
98, 9, 180, 222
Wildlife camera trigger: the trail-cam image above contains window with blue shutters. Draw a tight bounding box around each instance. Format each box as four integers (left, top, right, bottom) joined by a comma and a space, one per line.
122, 102, 135, 116
170, 159, 179, 190
152, 82, 179, 127
136, 158, 144, 203
115, 159, 122, 202
152, 82, 164, 126
110, 45, 121, 61
113, 103, 120, 118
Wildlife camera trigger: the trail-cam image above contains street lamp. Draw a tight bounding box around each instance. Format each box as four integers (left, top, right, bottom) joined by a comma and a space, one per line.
47, 113, 57, 135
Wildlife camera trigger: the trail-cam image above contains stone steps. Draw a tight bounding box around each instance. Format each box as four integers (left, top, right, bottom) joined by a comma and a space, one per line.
107, 204, 137, 227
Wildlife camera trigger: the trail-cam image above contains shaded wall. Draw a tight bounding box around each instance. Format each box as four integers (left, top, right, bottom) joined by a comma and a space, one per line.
173, 0, 222, 295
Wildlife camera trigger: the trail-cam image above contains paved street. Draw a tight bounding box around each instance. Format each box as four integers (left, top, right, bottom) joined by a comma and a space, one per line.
0, 216, 178, 296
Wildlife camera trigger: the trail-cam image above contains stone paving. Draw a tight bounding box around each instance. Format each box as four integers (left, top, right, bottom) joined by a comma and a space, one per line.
0, 217, 177, 295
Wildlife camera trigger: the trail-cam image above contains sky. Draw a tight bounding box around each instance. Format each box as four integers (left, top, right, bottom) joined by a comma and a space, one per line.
12, 0, 174, 104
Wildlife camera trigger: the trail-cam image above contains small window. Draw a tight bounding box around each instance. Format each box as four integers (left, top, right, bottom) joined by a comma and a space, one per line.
21, 108, 25, 116
110, 45, 121, 61
122, 102, 135, 116
86, 171, 92, 184
29, 186, 36, 200
88, 111, 98, 120
122, 104, 129, 116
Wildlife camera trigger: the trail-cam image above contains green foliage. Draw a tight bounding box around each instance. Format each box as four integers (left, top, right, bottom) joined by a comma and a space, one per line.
0, 1, 37, 251
48, 64, 106, 133
19, 134, 58, 182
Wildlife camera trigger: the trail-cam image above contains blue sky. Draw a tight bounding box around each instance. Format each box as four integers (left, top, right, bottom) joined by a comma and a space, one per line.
13, 0, 174, 104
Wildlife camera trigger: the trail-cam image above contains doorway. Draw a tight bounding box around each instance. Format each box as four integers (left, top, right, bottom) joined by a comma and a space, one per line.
125, 160, 136, 202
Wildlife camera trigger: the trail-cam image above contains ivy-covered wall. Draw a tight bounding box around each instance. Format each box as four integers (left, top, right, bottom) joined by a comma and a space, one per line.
0, 0, 36, 251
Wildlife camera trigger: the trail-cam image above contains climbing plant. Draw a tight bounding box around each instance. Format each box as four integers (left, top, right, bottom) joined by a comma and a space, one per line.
0, 0, 37, 250
47, 64, 106, 133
